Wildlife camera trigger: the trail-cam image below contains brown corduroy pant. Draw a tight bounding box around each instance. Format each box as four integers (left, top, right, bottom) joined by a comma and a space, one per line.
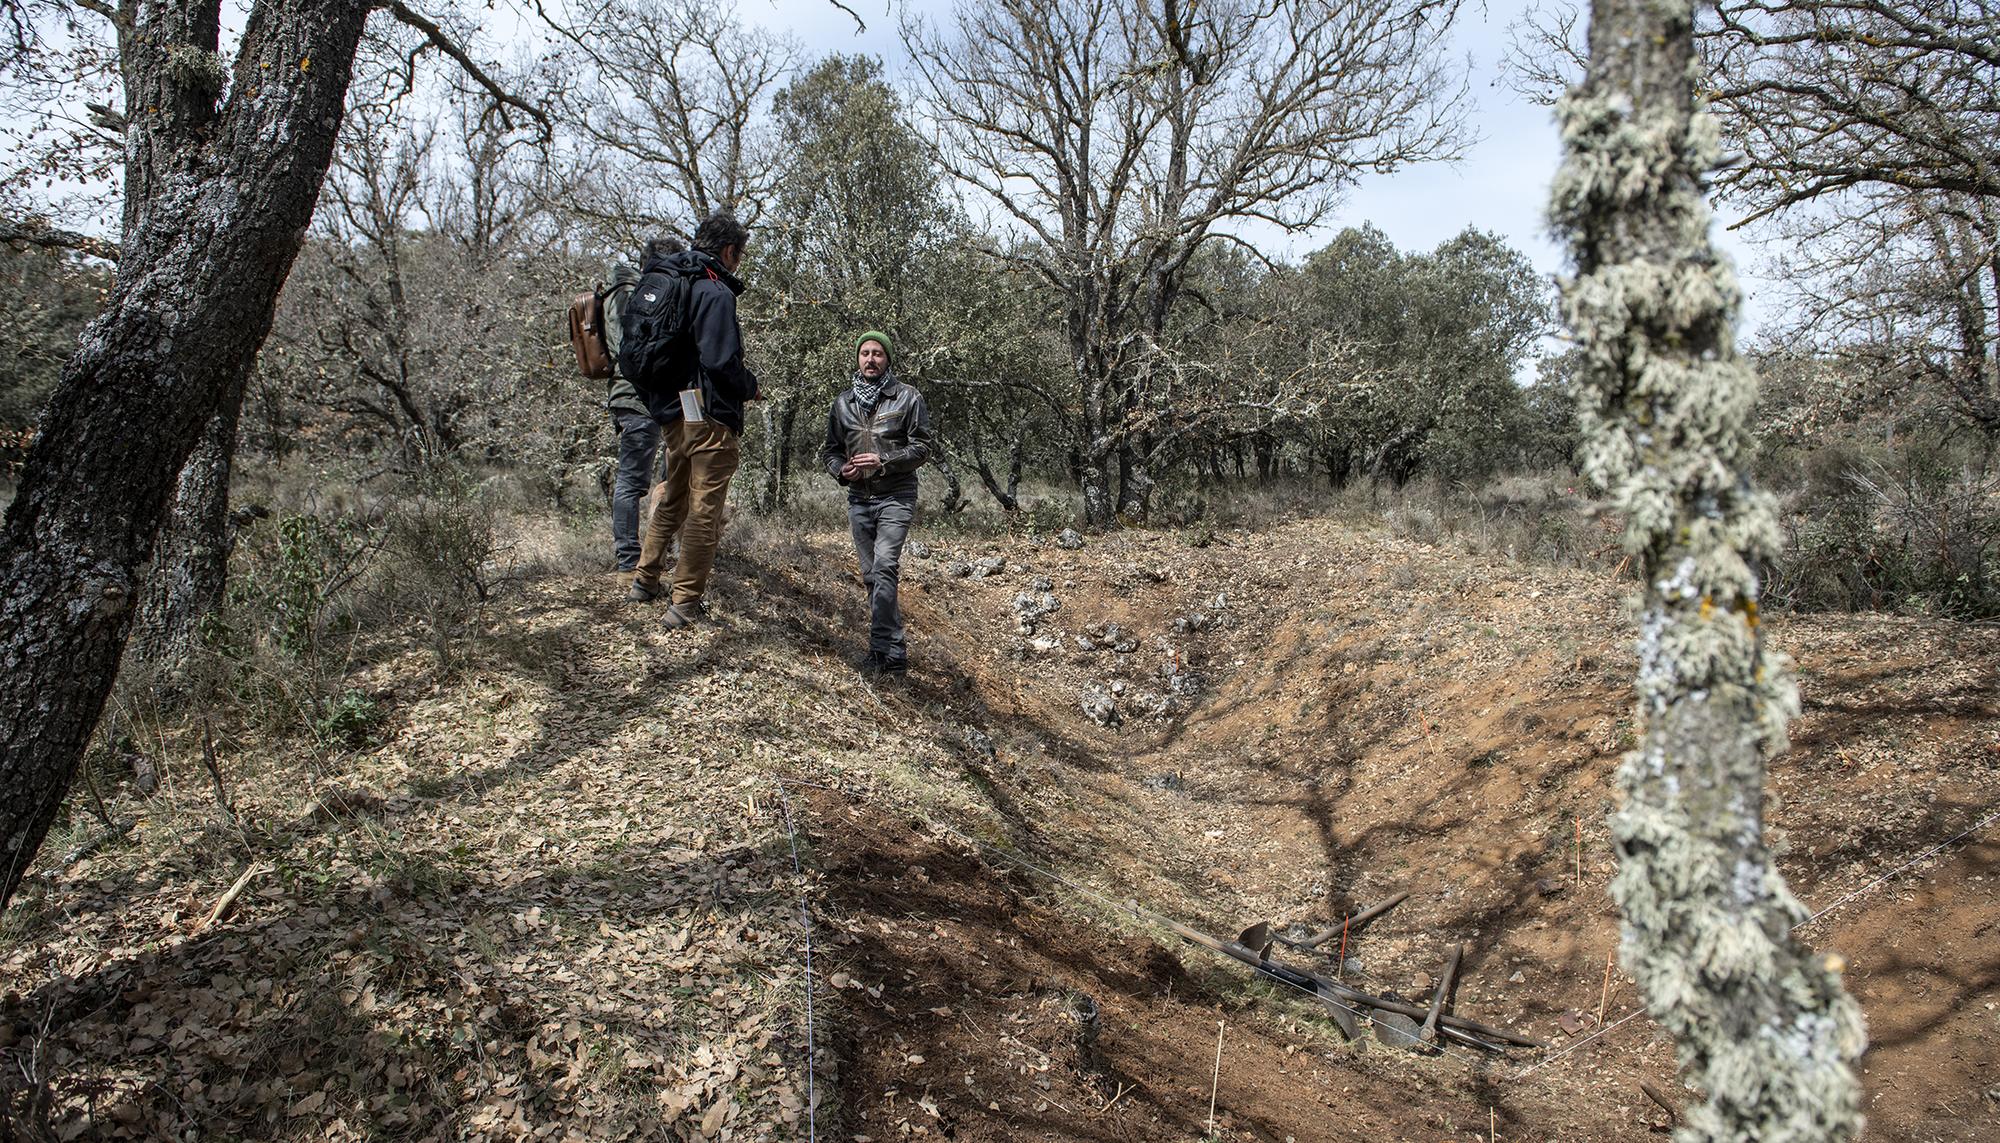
632, 418, 740, 607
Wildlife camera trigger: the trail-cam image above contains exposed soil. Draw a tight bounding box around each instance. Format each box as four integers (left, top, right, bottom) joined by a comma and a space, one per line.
3, 514, 1995, 1141
807, 785, 1509, 1143
809, 517, 2000, 1142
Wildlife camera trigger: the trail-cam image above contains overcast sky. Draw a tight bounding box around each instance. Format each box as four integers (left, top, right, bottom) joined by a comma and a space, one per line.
729, 0, 1776, 334
734, 0, 1564, 258
14, 0, 1773, 331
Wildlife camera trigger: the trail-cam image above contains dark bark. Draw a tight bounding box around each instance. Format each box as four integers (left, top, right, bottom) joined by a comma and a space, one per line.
972, 434, 1024, 513
1368, 421, 1429, 484
1115, 433, 1159, 521
131, 369, 247, 685
931, 443, 968, 515
775, 395, 798, 506
0, 219, 121, 262
1073, 314, 1118, 529
1253, 431, 1276, 481
0, 0, 372, 907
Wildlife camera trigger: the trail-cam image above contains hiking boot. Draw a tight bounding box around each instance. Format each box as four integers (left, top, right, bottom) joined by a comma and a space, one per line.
662, 602, 703, 630
627, 578, 662, 603
853, 651, 884, 676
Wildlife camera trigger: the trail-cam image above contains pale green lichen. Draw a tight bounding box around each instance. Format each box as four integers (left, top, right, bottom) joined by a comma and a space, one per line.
163, 41, 227, 94
1552, 3, 1866, 1140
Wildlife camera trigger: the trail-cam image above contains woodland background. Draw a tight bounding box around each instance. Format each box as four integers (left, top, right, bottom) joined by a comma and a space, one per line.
3, 1, 1993, 695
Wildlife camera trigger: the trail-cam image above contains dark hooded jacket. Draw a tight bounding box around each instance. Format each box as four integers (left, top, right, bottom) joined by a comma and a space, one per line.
821, 373, 934, 501
639, 248, 760, 434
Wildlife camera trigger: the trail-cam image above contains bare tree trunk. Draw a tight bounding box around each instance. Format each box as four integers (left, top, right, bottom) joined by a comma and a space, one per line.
930, 443, 968, 515
1074, 324, 1117, 529
1116, 434, 1158, 522
1553, 1, 1866, 1138
0, 0, 372, 908
1253, 431, 1275, 481
756, 394, 801, 511
972, 434, 1024, 513
1367, 421, 1427, 484
774, 395, 798, 507
131, 371, 247, 686
759, 395, 784, 510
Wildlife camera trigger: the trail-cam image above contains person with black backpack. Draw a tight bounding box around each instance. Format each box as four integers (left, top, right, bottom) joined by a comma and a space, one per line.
598, 237, 683, 571
622, 213, 761, 628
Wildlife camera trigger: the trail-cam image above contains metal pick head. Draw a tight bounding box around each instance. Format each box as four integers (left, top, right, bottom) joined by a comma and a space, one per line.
1236, 921, 1272, 957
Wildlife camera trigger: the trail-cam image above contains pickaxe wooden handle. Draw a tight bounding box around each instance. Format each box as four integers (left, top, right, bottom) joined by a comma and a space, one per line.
1288, 891, 1411, 951
1420, 943, 1464, 1044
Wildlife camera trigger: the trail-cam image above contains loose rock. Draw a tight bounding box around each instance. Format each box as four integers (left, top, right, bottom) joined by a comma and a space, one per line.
1080, 690, 1120, 727
964, 729, 997, 764
1012, 591, 1062, 634
1371, 1011, 1424, 1051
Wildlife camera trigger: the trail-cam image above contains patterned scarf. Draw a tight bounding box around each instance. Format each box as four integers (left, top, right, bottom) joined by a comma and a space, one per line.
850, 368, 894, 413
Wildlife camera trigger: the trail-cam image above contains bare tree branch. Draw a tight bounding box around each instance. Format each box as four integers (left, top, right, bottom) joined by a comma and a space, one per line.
376, 1, 552, 140
0, 216, 117, 260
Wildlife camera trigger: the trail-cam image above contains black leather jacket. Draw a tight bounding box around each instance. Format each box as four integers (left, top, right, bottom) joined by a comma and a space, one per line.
821, 375, 934, 501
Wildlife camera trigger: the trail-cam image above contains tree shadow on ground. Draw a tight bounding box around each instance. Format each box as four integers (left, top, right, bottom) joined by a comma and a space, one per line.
0, 827, 782, 1141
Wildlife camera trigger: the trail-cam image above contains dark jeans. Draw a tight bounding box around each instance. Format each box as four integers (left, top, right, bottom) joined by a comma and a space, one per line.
848, 495, 915, 665
611, 410, 660, 570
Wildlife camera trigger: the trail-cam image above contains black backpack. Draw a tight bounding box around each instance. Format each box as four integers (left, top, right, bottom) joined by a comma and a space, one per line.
616, 268, 697, 393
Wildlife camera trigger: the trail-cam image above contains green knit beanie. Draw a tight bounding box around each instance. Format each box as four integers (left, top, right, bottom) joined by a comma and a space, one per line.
855, 330, 893, 364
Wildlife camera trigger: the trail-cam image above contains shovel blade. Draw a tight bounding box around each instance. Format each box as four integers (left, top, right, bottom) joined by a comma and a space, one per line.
1236, 921, 1272, 957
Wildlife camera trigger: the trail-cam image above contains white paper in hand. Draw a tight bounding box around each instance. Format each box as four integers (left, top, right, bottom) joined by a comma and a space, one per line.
679, 388, 705, 423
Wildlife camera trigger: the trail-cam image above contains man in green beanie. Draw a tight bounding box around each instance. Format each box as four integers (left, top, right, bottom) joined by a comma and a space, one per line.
821, 330, 934, 677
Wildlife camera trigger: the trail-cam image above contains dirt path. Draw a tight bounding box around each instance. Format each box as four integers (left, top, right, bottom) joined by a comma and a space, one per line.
2, 568, 855, 1141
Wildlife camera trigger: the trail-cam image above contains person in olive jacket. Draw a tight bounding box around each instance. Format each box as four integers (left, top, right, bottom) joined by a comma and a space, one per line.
822, 330, 934, 676
601, 238, 680, 572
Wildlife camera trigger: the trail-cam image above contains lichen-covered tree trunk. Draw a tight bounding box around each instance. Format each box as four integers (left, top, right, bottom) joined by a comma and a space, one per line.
1551, 2, 1868, 1139
0, 0, 372, 908
131, 371, 248, 685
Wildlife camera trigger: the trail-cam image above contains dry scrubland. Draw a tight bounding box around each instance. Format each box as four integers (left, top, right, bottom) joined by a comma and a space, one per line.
2, 494, 1996, 1142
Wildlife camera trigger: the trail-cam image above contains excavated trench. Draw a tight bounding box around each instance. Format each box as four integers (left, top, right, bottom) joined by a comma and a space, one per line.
767, 521, 2000, 1142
